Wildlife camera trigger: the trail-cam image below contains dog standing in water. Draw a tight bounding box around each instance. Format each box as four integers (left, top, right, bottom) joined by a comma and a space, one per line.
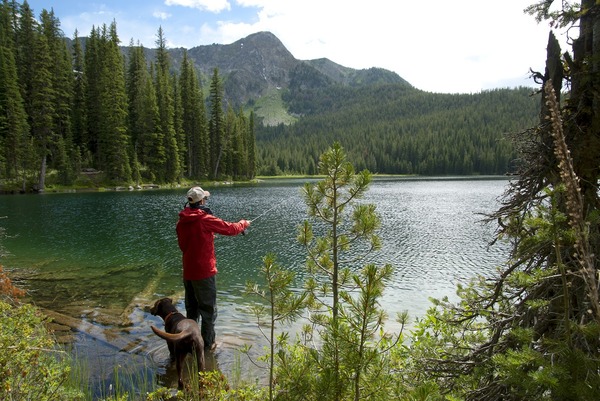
150, 298, 206, 388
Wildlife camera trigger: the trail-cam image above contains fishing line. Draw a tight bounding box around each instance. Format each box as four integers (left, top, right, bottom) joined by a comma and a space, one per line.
249, 196, 292, 223
240, 196, 292, 236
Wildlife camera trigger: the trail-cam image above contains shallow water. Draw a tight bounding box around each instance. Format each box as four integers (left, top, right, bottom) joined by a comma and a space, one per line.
0, 177, 511, 393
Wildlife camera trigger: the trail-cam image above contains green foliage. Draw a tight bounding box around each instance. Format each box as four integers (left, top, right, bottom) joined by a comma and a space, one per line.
273, 268, 409, 401
257, 86, 538, 176
403, 183, 600, 400
146, 370, 267, 401
0, 1, 256, 189
299, 143, 379, 320
0, 300, 84, 400
97, 22, 132, 183
272, 142, 406, 401
154, 27, 180, 183
179, 50, 209, 179
6, 2, 600, 400
243, 253, 306, 401
525, 0, 581, 28
1, 0, 534, 186
0, 2, 28, 190
209, 68, 225, 179
400, 8, 600, 396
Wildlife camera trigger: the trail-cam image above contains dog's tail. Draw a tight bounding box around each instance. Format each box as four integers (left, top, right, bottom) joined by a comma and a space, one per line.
151, 326, 192, 342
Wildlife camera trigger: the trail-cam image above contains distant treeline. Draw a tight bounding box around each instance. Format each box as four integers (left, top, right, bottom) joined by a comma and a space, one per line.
257, 83, 541, 176
0, 1, 256, 191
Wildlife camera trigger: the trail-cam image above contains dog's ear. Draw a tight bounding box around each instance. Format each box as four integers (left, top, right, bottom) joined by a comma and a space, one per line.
166, 297, 173, 304
149, 299, 161, 315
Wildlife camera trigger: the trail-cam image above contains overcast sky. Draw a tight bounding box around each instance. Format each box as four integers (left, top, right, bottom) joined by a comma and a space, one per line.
25, 0, 573, 94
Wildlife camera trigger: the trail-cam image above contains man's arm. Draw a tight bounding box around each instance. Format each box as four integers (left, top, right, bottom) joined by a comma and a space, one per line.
202, 214, 249, 236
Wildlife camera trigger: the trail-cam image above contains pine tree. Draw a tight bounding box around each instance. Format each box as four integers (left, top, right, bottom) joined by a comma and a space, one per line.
126, 41, 159, 182
179, 50, 208, 178
138, 62, 163, 183
71, 30, 87, 166
172, 73, 186, 181
154, 27, 180, 183
14, 0, 34, 105
275, 143, 399, 401
208, 68, 224, 179
0, 0, 29, 189
297, 142, 382, 401
13, 1, 50, 190
84, 26, 101, 165
96, 22, 130, 182
243, 253, 306, 401
221, 106, 237, 177
231, 108, 247, 179
21, 9, 55, 192
40, 9, 76, 185
246, 110, 257, 179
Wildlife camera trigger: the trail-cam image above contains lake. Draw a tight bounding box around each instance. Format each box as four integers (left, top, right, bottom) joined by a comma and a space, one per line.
0, 177, 511, 393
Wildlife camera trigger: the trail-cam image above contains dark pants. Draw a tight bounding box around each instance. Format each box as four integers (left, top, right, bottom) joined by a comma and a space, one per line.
184, 276, 217, 348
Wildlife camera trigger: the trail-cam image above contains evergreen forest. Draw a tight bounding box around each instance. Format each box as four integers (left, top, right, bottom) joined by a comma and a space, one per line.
256, 84, 540, 176
0, 0, 256, 193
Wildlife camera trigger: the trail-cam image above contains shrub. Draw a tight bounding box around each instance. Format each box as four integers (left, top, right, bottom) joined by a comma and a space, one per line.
0, 299, 84, 400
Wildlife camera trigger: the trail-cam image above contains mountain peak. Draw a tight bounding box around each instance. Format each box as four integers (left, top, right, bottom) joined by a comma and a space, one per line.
185, 32, 405, 105
233, 31, 284, 46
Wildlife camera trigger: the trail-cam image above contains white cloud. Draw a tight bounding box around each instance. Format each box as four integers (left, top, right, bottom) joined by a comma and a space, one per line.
153, 11, 171, 20
165, 0, 231, 13
199, 0, 570, 93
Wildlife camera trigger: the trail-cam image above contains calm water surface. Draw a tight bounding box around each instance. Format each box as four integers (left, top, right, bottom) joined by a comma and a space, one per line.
0, 177, 511, 392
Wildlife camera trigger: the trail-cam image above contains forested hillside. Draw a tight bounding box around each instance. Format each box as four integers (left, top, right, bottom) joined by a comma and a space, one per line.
0, 1, 255, 193
179, 31, 540, 177
118, 29, 540, 178
256, 84, 540, 175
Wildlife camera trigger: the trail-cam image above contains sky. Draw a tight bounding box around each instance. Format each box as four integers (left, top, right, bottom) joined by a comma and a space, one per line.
24, 0, 573, 94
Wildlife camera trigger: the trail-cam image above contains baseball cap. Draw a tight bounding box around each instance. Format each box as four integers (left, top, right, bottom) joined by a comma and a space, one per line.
187, 186, 210, 203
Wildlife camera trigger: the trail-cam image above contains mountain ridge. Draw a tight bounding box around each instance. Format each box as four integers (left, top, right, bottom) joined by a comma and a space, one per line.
69, 30, 411, 125
151, 31, 410, 123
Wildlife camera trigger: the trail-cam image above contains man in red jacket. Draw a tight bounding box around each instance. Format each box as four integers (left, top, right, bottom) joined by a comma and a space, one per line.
176, 186, 250, 351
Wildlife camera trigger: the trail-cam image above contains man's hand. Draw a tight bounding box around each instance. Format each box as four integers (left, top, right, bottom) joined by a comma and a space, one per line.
239, 219, 250, 235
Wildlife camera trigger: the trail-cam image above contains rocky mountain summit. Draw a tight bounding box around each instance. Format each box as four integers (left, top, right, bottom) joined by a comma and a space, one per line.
173, 31, 409, 110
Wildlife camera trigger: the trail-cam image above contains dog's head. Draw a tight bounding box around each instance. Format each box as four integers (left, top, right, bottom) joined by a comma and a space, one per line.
150, 297, 174, 317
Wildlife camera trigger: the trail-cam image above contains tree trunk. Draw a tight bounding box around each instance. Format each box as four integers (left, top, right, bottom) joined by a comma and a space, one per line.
564, 0, 600, 327
38, 153, 47, 192
212, 146, 222, 179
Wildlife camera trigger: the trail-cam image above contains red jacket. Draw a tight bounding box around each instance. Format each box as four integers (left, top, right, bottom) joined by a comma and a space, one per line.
176, 207, 247, 280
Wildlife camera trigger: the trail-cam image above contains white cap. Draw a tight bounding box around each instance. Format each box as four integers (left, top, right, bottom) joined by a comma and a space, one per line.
187, 186, 210, 203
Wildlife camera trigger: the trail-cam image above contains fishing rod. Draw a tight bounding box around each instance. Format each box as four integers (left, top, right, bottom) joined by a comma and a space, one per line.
249, 197, 290, 223
241, 197, 291, 235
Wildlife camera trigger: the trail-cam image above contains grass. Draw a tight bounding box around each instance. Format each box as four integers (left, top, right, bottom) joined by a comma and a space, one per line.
252, 87, 297, 126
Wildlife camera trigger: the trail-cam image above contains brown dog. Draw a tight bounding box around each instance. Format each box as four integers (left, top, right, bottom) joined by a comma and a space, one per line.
150, 297, 205, 388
